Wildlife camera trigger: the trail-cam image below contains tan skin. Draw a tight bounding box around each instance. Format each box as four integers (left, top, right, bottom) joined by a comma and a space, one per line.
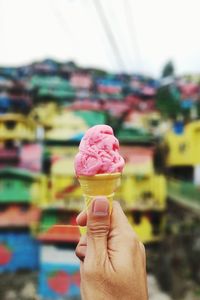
76, 197, 148, 300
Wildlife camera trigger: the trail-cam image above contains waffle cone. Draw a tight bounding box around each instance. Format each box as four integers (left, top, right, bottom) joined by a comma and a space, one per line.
78, 172, 121, 209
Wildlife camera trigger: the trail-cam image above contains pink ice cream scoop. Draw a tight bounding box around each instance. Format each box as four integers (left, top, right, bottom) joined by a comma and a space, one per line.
74, 125, 124, 176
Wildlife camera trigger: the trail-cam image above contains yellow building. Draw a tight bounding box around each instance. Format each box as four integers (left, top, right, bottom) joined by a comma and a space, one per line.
0, 114, 35, 141
117, 146, 166, 211
164, 120, 200, 167
127, 212, 166, 243
47, 146, 83, 211
43, 111, 88, 141
164, 120, 200, 211
30, 102, 58, 127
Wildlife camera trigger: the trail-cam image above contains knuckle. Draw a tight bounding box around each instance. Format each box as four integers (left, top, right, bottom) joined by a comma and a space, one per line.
75, 245, 79, 255
139, 241, 145, 250
75, 246, 81, 259
139, 241, 146, 256
88, 222, 109, 237
75, 244, 85, 262
130, 237, 139, 250
125, 233, 144, 253
123, 231, 138, 246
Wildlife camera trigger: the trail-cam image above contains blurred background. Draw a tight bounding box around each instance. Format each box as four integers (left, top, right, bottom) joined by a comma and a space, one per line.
0, 0, 200, 299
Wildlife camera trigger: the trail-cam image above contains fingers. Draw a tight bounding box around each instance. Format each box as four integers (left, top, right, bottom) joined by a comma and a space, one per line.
76, 210, 87, 226
77, 199, 140, 265
108, 201, 140, 259
76, 234, 87, 262
77, 201, 130, 230
77, 200, 137, 239
111, 201, 135, 234
84, 196, 110, 265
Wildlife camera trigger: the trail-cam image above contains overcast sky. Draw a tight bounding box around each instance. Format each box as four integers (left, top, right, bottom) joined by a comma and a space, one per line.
1, 0, 200, 76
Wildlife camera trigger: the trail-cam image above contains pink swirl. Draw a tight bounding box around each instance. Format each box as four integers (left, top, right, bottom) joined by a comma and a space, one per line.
74, 125, 124, 176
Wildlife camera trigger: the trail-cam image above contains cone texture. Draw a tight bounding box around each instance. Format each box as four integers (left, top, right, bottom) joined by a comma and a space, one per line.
78, 172, 121, 208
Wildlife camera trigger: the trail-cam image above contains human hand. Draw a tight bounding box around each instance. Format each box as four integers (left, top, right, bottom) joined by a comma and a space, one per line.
76, 197, 148, 300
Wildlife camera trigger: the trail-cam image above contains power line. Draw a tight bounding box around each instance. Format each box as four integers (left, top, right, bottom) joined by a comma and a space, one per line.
123, 0, 142, 72
87, 0, 117, 71
49, 0, 77, 56
50, 0, 116, 71
93, 0, 127, 72
104, 0, 136, 72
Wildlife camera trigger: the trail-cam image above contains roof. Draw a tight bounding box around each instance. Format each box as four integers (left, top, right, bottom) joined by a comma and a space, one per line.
0, 113, 35, 126
38, 225, 80, 243
0, 167, 42, 179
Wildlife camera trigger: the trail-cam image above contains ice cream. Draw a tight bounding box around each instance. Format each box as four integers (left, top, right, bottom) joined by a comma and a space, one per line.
74, 125, 124, 176
74, 125, 124, 212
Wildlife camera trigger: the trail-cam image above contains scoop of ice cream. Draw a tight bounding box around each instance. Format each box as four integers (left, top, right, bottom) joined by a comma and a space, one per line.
74, 125, 124, 176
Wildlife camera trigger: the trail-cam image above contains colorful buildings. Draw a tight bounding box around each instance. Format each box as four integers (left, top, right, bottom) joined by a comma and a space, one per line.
164, 120, 200, 209
0, 58, 170, 298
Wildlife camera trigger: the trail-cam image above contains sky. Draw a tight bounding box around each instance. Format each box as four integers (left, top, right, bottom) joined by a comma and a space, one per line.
0, 0, 200, 76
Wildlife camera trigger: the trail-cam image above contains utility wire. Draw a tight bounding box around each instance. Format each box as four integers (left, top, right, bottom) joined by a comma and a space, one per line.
123, 0, 142, 72
93, 0, 127, 72
104, 0, 136, 72
49, 0, 77, 57
50, 0, 115, 71
88, 0, 117, 71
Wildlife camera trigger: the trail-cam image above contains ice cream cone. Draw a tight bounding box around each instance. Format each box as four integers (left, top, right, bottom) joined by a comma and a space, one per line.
78, 172, 121, 210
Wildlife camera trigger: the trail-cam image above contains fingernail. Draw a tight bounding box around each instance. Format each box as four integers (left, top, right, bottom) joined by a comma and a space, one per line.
92, 197, 109, 216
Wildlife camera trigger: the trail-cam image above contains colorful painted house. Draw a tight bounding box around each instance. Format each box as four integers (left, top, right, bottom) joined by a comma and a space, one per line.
164, 120, 200, 209
39, 245, 80, 299
0, 146, 19, 168
0, 114, 35, 141
0, 204, 41, 228
31, 75, 76, 101
49, 147, 83, 210
44, 110, 107, 142
0, 168, 47, 205
38, 211, 80, 243
0, 94, 32, 114
117, 147, 166, 211
126, 210, 165, 243
0, 230, 39, 272
164, 120, 200, 168
70, 72, 92, 89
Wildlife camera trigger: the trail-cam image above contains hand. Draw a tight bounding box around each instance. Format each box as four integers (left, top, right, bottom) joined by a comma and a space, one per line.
76, 197, 148, 300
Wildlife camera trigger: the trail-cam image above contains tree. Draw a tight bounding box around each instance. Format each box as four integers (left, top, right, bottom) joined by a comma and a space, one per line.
156, 85, 181, 118
162, 61, 175, 78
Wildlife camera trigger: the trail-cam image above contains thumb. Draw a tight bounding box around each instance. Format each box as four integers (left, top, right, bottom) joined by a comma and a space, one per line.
85, 196, 110, 265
